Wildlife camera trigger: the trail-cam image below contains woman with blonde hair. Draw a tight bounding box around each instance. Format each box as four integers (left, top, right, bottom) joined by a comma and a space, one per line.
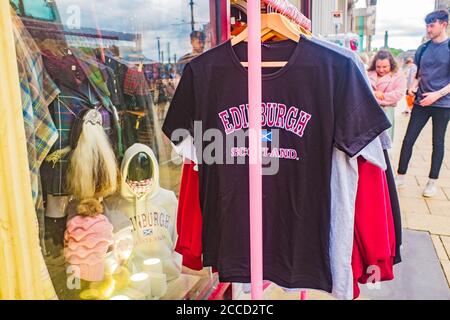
368, 50, 407, 141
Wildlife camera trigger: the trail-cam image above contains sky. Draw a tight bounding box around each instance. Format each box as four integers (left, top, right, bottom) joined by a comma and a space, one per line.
32, 0, 437, 56
356, 0, 435, 51
53, 0, 212, 61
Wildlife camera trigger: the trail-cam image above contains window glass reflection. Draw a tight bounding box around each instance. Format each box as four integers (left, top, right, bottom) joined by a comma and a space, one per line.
11, 0, 213, 300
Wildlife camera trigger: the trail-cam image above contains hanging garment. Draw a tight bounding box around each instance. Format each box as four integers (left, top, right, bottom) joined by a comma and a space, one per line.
42, 49, 88, 87
310, 36, 392, 150
12, 13, 60, 248
173, 140, 387, 298
104, 65, 125, 112
172, 37, 391, 299
70, 47, 123, 157
104, 143, 181, 280
104, 55, 137, 153
13, 16, 60, 205
352, 158, 396, 299
71, 48, 111, 102
309, 36, 388, 300
40, 84, 113, 196
163, 36, 391, 291
110, 62, 158, 154
383, 149, 402, 264
174, 160, 203, 271
124, 68, 150, 96
40, 47, 117, 196
104, 54, 128, 109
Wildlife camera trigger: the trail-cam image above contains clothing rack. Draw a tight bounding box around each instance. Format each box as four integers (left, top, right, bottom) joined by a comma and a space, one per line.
247, 0, 263, 300
246, 0, 309, 300
261, 0, 312, 31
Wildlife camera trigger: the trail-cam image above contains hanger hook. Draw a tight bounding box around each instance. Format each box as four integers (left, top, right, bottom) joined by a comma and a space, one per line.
273, 0, 281, 15
282, 1, 289, 16
268, 1, 272, 14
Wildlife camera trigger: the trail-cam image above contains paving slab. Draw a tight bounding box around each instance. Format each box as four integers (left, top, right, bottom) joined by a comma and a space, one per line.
431, 235, 449, 260
441, 236, 450, 258
359, 230, 450, 300
425, 199, 450, 217
407, 214, 450, 235
397, 185, 448, 201
399, 198, 430, 215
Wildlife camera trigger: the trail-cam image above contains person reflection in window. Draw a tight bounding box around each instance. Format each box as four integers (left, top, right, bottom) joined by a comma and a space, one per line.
177, 30, 206, 74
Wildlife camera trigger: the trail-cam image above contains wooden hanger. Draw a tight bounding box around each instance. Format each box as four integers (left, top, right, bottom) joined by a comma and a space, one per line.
231, 13, 305, 67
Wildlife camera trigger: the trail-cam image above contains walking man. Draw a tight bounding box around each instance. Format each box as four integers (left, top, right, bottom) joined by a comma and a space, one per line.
396, 10, 450, 197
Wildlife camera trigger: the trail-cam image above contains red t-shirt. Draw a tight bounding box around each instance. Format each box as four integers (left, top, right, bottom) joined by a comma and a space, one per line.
352, 157, 396, 299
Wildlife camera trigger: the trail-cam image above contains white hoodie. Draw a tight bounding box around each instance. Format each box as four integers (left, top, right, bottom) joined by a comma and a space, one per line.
104, 143, 181, 280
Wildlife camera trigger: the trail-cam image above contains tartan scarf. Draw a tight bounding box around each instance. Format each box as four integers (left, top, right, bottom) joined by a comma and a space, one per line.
126, 178, 153, 198
123, 67, 149, 96
13, 12, 60, 204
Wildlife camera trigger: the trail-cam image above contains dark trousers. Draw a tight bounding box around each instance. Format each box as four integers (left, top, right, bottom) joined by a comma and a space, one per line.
398, 105, 450, 179
384, 150, 402, 264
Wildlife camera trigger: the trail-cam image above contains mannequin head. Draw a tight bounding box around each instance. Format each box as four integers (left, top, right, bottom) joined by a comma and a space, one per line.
126, 152, 154, 197
128, 152, 153, 181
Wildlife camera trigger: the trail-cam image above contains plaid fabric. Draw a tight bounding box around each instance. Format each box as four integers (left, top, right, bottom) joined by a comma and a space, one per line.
123, 68, 150, 96
43, 47, 123, 158
71, 48, 123, 157
41, 93, 113, 196
119, 93, 158, 159
13, 12, 60, 248
41, 49, 88, 88
126, 179, 153, 198
71, 47, 111, 107
105, 55, 128, 109
13, 13, 60, 204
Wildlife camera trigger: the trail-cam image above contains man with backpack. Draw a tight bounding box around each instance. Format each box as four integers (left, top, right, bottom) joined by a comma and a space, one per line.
396, 10, 450, 197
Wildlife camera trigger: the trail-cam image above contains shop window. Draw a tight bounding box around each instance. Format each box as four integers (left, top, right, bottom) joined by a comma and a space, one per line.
11, 0, 218, 300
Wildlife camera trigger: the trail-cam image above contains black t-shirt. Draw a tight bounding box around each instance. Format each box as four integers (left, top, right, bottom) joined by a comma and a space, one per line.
163, 37, 390, 291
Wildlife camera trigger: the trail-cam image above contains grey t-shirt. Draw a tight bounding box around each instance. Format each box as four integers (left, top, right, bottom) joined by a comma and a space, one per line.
295, 37, 389, 299
310, 37, 392, 150
415, 38, 450, 108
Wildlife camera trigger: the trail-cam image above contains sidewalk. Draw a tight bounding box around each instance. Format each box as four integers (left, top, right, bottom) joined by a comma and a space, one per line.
391, 103, 450, 289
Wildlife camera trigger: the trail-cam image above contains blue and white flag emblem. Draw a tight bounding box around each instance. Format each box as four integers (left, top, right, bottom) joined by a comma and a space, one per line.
262, 130, 272, 142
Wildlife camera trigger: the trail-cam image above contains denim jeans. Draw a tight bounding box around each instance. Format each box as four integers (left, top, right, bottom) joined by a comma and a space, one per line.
398, 105, 450, 179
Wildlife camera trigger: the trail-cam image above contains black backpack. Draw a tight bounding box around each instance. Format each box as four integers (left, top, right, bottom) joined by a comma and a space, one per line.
415, 39, 450, 78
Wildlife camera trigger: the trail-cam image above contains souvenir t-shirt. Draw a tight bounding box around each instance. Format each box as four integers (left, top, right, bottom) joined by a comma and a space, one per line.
163, 36, 391, 292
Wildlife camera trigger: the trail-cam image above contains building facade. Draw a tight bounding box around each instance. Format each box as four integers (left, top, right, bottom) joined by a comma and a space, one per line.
435, 0, 450, 11
435, 0, 450, 36
308, 0, 358, 36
